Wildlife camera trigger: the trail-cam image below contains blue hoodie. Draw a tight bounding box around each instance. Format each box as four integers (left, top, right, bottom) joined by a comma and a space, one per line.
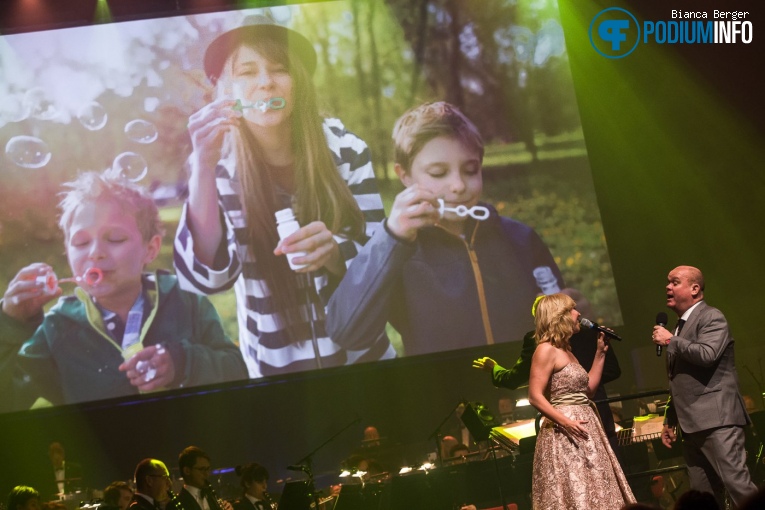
327, 204, 564, 356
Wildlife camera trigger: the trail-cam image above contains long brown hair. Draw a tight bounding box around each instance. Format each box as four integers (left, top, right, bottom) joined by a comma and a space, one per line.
534, 293, 577, 349
223, 37, 365, 336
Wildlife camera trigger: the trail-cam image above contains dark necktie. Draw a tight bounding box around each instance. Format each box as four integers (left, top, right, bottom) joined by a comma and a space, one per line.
666, 319, 686, 378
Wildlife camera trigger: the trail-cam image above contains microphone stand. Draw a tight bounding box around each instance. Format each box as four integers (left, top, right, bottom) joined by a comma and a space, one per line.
287, 417, 360, 509
304, 273, 322, 369
427, 400, 465, 468
743, 359, 765, 409
743, 360, 765, 481
486, 437, 510, 510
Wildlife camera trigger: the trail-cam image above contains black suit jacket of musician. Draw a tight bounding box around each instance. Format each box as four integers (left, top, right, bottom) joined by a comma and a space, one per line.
129, 495, 159, 510
232, 498, 258, 510
176, 487, 222, 510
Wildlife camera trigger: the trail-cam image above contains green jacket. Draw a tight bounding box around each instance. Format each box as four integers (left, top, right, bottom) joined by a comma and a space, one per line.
0, 271, 247, 410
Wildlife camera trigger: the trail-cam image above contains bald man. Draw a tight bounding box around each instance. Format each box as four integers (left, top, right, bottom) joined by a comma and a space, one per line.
130, 459, 172, 510
652, 265, 756, 507
362, 426, 381, 447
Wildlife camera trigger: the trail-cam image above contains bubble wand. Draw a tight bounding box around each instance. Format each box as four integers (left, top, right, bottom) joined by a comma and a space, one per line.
12, 267, 104, 305
232, 97, 287, 112
437, 198, 490, 221
36, 267, 104, 295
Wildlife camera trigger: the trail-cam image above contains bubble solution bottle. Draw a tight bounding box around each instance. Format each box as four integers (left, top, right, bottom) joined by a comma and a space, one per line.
275, 208, 308, 271
533, 266, 561, 295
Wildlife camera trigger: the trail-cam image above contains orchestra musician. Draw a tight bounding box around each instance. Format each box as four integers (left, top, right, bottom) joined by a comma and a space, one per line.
45, 442, 83, 499
232, 463, 273, 510
174, 447, 232, 510
101, 481, 134, 510
129, 459, 172, 510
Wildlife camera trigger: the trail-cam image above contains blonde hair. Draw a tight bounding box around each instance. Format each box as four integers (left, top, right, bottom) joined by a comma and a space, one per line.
392, 101, 484, 172
534, 293, 577, 349
58, 171, 165, 242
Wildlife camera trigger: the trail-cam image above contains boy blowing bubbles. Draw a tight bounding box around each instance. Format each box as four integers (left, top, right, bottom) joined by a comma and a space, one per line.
327, 102, 563, 356
1, 172, 245, 407
3, 174, 171, 389
386, 103, 483, 241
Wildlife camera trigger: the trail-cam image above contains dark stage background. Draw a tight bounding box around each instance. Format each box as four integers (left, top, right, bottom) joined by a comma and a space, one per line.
0, 0, 763, 503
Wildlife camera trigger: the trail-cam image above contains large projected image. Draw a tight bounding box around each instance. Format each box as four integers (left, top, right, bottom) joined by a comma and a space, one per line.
0, 0, 621, 411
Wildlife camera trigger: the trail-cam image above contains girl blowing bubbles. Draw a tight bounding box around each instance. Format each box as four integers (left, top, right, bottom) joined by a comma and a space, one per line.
174, 15, 394, 377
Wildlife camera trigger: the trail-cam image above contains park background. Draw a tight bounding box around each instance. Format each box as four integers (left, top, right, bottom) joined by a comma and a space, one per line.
0, 0, 763, 506
0, 0, 620, 360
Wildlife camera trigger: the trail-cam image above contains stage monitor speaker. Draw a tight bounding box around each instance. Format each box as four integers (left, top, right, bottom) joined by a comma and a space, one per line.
278, 480, 312, 510
461, 401, 498, 441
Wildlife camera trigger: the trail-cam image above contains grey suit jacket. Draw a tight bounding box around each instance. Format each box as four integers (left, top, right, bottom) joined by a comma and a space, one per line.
665, 301, 750, 434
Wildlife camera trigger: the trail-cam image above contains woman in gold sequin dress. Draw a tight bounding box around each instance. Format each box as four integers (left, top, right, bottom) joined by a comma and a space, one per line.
528, 293, 635, 509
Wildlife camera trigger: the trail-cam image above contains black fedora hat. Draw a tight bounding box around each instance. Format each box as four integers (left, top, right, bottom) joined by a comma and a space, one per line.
204, 14, 317, 84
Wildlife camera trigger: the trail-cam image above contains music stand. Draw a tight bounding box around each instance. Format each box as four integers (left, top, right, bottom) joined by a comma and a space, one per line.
750, 410, 765, 438
460, 402, 509, 510
428, 400, 466, 468
285, 417, 360, 509
278, 480, 312, 510
461, 402, 498, 441
334, 484, 366, 510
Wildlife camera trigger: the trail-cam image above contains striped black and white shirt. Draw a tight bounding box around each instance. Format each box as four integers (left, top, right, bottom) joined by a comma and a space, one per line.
174, 118, 395, 378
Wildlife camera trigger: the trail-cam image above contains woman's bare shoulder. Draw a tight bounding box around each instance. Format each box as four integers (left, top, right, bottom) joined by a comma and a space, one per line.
534, 341, 557, 355
532, 341, 558, 362
534, 341, 572, 367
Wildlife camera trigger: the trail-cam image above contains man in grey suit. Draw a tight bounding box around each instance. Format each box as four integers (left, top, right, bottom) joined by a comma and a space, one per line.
652, 265, 757, 507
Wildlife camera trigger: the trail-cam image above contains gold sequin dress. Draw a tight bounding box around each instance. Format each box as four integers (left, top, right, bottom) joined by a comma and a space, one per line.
532, 363, 636, 509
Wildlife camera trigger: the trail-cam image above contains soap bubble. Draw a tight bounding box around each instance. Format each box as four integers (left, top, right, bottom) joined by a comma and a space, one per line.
83, 267, 104, 286
0, 96, 30, 124
77, 102, 108, 131
5, 136, 52, 169
23, 87, 58, 120
124, 119, 158, 144
112, 152, 148, 182
144, 97, 160, 112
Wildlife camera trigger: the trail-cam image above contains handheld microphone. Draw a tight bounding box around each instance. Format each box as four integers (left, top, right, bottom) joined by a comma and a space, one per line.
579, 317, 622, 341
655, 312, 668, 357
